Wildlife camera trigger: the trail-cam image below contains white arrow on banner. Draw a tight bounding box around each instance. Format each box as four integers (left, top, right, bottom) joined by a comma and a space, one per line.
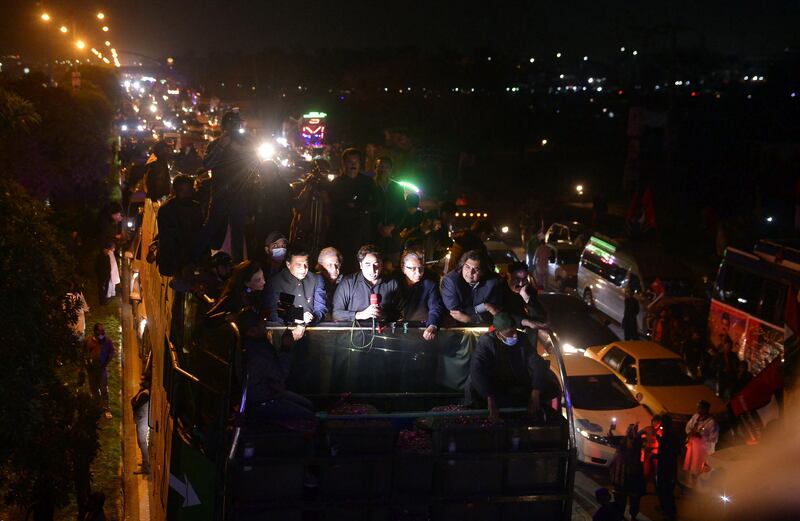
169, 473, 201, 507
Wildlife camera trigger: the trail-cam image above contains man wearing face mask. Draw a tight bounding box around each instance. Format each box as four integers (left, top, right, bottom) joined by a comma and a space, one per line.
82, 323, 116, 419
263, 231, 288, 276
466, 312, 551, 420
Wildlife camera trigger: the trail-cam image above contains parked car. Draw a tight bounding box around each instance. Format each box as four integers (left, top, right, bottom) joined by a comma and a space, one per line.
543, 243, 581, 293
484, 239, 521, 276
544, 221, 588, 247
536, 293, 619, 353
548, 354, 652, 466
584, 340, 725, 424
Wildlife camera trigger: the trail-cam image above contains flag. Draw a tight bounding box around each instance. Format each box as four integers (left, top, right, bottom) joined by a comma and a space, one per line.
730, 358, 783, 416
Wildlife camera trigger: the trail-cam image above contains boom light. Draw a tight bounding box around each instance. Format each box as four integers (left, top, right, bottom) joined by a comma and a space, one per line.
257, 142, 275, 161
396, 180, 421, 194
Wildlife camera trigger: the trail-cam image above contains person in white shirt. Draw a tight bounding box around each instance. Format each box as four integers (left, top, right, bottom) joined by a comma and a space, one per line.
683, 399, 719, 485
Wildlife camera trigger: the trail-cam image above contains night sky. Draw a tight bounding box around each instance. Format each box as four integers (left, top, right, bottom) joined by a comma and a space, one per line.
2, 1, 798, 61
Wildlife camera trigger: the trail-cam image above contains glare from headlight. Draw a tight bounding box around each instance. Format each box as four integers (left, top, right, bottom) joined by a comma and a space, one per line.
257, 142, 275, 161
501, 225, 509, 234
562, 343, 579, 354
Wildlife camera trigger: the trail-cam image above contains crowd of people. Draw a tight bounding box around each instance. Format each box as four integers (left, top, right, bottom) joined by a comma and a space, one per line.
128, 110, 558, 426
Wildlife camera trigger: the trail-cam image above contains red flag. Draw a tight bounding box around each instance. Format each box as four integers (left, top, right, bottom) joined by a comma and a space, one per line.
730, 358, 783, 416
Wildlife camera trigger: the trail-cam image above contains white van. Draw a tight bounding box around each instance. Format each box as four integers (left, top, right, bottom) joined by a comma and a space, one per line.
577, 235, 693, 333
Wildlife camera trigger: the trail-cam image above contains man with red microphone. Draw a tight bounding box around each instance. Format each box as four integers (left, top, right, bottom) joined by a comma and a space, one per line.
332, 244, 399, 323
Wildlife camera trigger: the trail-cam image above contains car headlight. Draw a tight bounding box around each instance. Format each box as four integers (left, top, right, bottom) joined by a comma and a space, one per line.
578, 429, 612, 445
562, 342, 580, 354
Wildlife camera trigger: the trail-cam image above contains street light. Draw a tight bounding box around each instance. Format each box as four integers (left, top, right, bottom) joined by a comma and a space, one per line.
97, 12, 105, 20
102, 26, 109, 32
105, 41, 111, 46
41, 13, 51, 22
75, 40, 86, 50
60, 26, 68, 33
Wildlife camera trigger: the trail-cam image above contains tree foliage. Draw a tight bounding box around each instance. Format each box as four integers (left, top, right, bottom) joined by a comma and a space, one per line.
0, 73, 114, 217
0, 178, 99, 518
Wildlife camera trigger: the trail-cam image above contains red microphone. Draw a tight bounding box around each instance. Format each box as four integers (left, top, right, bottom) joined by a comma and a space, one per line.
369, 293, 381, 331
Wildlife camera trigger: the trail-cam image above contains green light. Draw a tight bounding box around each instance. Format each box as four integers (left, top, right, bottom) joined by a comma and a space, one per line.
395, 180, 421, 193
303, 111, 327, 119
590, 236, 616, 253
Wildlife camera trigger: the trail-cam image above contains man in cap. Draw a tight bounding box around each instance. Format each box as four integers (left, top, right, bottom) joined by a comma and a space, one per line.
466, 312, 553, 420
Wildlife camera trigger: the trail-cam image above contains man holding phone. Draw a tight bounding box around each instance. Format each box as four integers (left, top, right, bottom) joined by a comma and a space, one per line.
264, 245, 327, 340
501, 261, 549, 329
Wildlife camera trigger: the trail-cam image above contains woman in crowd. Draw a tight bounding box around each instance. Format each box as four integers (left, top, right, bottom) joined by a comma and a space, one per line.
208, 260, 266, 316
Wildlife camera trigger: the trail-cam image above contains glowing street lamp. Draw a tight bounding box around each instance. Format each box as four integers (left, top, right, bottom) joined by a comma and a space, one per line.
576, 184, 584, 195
96, 12, 105, 20
102, 26, 109, 32
541, 138, 548, 146
75, 40, 86, 50
105, 40, 111, 46
41, 13, 51, 22
60, 26, 69, 33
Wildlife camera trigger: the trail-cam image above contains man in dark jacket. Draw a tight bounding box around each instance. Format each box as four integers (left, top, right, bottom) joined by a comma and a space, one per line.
466, 312, 552, 420
655, 414, 680, 521
446, 219, 491, 272
332, 244, 399, 322
194, 110, 253, 263
239, 307, 316, 422
328, 148, 377, 271
501, 261, 549, 328
156, 174, 203, 277
83, 323, 116, 419
263, 245, 326, 340
143, 141, 172, 202
372, 157, 406, 260
396, 250, 445, 340
441, 250, 503, 325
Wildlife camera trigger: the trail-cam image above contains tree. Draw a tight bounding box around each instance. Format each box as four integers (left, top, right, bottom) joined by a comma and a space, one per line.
0, 76, 114, 231
0, 178, 99, 520
0, 87, 41, 138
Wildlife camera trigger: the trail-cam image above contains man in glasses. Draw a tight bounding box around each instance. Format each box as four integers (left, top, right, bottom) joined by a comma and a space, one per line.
396, 250, 445, 340
441, 249, 503, 325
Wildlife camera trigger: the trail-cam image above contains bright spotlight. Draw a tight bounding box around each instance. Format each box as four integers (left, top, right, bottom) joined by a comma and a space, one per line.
149, 104, 158, 113
257, 142, 275, 161
541, 138, 548, 146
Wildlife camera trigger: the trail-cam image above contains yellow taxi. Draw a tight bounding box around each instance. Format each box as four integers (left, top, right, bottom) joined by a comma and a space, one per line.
584, 340, 725, 424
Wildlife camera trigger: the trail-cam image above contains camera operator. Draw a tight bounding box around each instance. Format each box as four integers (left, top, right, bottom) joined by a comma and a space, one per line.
264, 245, 326, 340
290, 159, 332, 255
193, 109, 253, 263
